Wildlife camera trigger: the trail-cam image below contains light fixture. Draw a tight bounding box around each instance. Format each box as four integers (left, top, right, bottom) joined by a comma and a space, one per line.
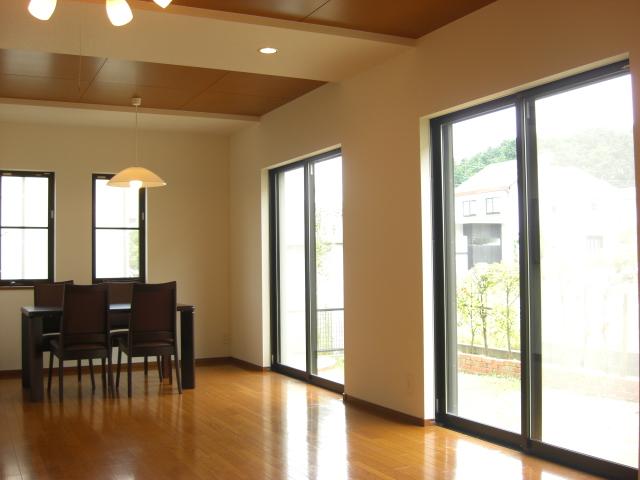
107, 98, 166, 189
28, 0, 57, 21
106, 0, 133, 27
259, 47, 278, 55
153, 0, 173, 8
27, 0, 172, 25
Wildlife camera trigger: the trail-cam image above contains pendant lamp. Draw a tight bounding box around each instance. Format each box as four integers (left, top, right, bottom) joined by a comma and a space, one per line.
28, 0, 173, 26
107, 97, 166, 189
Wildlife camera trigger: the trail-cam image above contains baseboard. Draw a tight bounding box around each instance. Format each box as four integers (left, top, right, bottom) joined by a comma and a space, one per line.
195, 357, 232, 366
0, 370, 21, 379
230, 357, 270, 371
343, 394, 433, 427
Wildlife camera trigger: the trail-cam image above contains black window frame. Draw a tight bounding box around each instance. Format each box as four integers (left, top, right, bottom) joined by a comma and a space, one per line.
92, 173, 146, 284
0, 170, 55, 287
431, 60, 635, 479
269, 148, 344, 395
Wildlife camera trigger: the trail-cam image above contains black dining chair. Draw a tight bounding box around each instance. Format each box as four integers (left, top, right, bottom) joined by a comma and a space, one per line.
106, 281, 161, 379
116, 281, 181, 397
47, 284, 114, 401
34, 281, 90, 384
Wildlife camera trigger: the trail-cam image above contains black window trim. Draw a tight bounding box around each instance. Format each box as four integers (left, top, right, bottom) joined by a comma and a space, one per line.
92, 173, 146, 284
431, 60, 635, 479
0, 169, 55, 287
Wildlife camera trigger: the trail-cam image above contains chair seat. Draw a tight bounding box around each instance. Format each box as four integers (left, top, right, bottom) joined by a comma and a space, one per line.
49, 339, 110, 359
117, 337, 174, 356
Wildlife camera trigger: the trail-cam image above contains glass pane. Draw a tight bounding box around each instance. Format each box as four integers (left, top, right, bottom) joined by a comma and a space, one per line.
95, 178, 139, 228
313, 156, 344, 384
1, 176, 49, 227
1, 228, 48, 279
535, 74, 638, 467
95, 229, 140, 279
278, 167, 307, 372
447, 107, 521, 433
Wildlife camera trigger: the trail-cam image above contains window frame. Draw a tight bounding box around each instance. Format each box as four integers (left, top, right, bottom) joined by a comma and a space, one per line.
91, 173, 146, 284
485, 196, 500, 215
462, 199, 476, 217
0, 170, 55, 287
431, 60, 635, 479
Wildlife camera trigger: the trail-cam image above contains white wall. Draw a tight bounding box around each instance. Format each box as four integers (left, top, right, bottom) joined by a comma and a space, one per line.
229, 0, 640, 419
0, 122, 231, 370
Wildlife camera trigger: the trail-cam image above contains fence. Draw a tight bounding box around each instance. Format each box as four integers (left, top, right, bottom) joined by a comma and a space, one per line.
317, 308, 344, 354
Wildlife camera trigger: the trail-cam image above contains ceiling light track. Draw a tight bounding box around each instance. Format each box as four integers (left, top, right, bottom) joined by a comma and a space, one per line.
27, 0, 173, 26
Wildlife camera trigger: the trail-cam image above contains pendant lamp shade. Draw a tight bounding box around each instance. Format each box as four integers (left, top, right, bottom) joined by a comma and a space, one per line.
28, 0, 57, 20
106, 0, 133, 26
153, 0, 173, 8
107, 167, 166, 188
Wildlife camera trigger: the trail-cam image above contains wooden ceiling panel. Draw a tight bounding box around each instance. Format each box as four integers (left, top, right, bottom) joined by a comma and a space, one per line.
209, 72, 324, 99
0, 48, 325, 116
170, 0, 497, 38
0, 75, 85, 102
167, 0, 327, 21
82, 82, 193, 109
0, 50, 105, 82
94, 58, 227, 91
305, 0, 497, 38
184, 91, 289, 116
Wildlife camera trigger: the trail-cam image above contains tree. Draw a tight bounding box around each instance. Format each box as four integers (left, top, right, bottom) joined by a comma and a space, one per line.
458, 263, 497, 355
457, 284, 481, 348
454, 138, 516, 186
488, 263, 520, 353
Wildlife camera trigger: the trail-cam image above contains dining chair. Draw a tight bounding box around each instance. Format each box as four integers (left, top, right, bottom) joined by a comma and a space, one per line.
116, 281, 181, 397
34, 281, 90, 385
106, 281, 161, 379
47, 284, 114, 401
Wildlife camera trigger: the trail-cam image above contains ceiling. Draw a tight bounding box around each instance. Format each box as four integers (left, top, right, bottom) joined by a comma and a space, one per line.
169, 0, 497, 39
0, 49, 325, 116
0, 0, 495, 131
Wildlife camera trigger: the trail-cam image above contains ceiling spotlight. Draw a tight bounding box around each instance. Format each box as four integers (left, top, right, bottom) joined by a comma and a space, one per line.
28, 0, 57, 21
106, 0, 133, 27
259, 47, 278, 55
153, 0, 173, 7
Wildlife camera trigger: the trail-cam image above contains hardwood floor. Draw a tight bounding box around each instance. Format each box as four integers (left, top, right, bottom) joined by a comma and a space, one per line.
0, 364, 599, 479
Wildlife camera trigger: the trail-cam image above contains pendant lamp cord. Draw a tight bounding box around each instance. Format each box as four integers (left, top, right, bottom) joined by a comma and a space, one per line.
135, 103, 139, 165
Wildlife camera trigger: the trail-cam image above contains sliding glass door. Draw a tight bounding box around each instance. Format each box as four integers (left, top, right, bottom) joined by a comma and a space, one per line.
271, 150, 344, 391
433, 61, 638, 478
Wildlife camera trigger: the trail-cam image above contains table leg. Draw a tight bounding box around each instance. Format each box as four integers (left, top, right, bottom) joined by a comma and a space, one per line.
22, 313, 30, 388
180, 309, 195, 389
28, 315, 44, 402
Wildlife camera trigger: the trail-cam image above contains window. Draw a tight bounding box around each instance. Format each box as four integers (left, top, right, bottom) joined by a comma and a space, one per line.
92, 174, 145, 282
432, 61, 637, 478
462, 199, 476, 216
270, 149, 345, 391
485, 197, 500, 214
0, 170, 54, 286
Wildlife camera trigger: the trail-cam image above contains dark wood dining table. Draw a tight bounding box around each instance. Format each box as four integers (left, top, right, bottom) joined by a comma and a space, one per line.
21, 302, 195, 402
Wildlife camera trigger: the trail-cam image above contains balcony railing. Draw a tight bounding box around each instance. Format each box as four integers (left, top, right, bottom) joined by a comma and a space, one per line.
316, 308, 344, 354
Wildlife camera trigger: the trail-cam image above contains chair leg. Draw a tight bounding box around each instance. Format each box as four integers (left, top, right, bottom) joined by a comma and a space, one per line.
144, 357, 149, 376
47, 353, 53, 393
116, 347, 122, 389
89, 359, 96, 392
127, 354, 132, 398
107, 354, 114, 396
77, 360, 81, 382
157, 356, 163, 381
101, 358, 107, 394
59, 358, 64, 402
174, 350, 182, 394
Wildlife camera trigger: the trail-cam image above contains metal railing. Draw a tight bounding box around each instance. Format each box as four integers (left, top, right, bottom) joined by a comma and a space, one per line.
316, 308, 344, 354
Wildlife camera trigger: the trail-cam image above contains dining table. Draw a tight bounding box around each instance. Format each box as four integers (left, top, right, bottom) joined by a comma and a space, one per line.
21, 302, 195, 401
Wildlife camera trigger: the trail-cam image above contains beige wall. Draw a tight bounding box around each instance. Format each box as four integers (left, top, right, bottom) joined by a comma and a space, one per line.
229, 0, 640, 419
0, 122, 230, 370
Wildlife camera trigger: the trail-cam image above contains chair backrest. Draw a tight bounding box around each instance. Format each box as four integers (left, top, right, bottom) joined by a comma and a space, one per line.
106, 281, 135, 304
130, 282, 177, 345
61, 284, 109, 348
34, 280, 74, 307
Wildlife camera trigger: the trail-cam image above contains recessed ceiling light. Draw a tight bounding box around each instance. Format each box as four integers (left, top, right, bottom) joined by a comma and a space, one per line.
259, 47, 278, 55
